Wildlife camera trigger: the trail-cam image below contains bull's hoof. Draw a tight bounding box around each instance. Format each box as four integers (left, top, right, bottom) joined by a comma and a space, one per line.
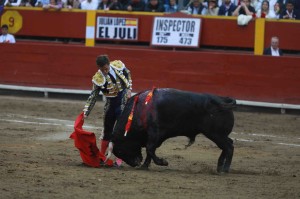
217, 167, 230, 174
217, 166, 223, 173
139, 165, 149, 170
153, 158, 168, 166
160, 159, 168, 166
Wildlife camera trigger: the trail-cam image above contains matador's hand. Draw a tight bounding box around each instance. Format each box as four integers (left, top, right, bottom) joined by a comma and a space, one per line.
127, 89, 132, 99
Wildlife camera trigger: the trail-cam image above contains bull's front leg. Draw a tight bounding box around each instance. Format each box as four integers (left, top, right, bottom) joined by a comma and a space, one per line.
143, 127, 169, 167
140, 154, 152, 169
145, 142, 168, 167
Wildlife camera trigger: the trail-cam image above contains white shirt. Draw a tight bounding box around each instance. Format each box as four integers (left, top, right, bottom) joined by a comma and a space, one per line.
218, 0, 239, 7
256, 10, 273, 18
4, 0, 22, 6
268, 10, 280, 19
271, 47, 280, 56
0, 34, 16, 43
269, 0, 277, 12
252, 0, 262, 12
80, 0, 98, 10
109, 66, 117, 79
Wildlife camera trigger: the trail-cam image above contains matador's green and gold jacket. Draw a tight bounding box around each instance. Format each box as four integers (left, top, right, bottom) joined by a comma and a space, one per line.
83, 60, 132, 116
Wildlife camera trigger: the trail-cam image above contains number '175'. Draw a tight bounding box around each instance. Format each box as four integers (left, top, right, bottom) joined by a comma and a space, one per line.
156, 37, 168, 43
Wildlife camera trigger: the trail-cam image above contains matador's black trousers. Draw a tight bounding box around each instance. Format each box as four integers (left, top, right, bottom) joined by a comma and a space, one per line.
103, 89, 127, 141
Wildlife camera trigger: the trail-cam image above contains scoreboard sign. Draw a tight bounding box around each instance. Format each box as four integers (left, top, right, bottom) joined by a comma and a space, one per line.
151, 17, 201, 47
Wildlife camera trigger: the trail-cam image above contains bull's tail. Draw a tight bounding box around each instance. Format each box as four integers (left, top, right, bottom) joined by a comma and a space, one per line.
185, 136, 195, 149
209, 95, 236, 111
219, 97, 237, 109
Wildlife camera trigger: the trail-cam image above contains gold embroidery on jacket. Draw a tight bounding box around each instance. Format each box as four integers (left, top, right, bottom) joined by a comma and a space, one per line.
84, 60, 132, 116
92, 71, 105, 87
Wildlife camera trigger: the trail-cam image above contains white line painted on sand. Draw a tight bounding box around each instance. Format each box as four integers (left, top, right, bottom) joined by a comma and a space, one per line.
1, 115, 299, 146
235, 139, 254, 142
277, 143, 300, 147
0, 118, 99, 130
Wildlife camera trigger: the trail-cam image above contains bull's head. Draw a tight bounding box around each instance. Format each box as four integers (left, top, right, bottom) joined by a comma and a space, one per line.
106, 139, 143, 167
106, 93, 146, 167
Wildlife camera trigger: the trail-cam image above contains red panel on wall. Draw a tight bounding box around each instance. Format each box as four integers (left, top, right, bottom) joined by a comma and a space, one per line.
10, 10, 86, 38
200, 18, 255, 48
264, 21, 300, 51
0, 43, 300, 104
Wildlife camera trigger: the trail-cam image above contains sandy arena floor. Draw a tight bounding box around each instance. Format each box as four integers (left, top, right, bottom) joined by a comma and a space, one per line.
0, 95, 299, 199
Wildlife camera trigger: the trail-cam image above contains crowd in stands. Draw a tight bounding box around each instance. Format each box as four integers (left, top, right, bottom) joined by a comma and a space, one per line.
1, 0, 300, 19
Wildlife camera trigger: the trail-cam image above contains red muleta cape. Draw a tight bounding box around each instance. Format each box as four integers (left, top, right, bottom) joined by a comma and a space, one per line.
69, 112, 113, 167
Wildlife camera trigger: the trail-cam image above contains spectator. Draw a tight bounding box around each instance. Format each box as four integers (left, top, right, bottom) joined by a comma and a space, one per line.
279, 0, 300, 19
145, 0, 164, 12
181, 0, 192, 10
108, 0, 123, 10
205, 0, 219, 15
277, 0, 288, 11
218, 0, 237, 16
263, 36, 283, 56
22, 0, 37, 6
63, 0, 81, 9
251, 0, 262, 12
98, 0, 111, 9
267, 0, 277, 12
3, 0, 22, 6
216, 0, 223, 7
0, 24, 16, 44
187, 0, 205, 15
43, 0, 62, 10
119, 0, 129, 10
35, 0, 49, 7
256, 0, 272, 18
80, 0, 98, 10
232, 0, 255, 16
164, 0, 178, 13
216, 0, 238, 7
126, 0, 145, 11
269, 2, 281, 18
294, 0, 300, 10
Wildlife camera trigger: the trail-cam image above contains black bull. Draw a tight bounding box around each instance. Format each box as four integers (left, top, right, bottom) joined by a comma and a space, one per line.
108, 88, 236, 173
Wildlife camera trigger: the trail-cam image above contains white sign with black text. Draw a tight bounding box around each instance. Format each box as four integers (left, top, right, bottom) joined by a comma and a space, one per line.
151, 17, 201, 47
96, 17, 138, 40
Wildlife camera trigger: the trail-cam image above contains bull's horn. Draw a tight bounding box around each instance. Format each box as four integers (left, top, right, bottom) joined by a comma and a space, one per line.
105, 142, 113, 162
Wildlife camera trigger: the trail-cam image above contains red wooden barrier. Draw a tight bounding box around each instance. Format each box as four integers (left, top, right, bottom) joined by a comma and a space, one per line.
0, 42, 299, 104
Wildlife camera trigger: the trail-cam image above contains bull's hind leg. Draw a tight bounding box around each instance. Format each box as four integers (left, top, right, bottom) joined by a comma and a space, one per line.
217, 150, 226, 173
207, 135, 234, 173
222, 138, 234, 172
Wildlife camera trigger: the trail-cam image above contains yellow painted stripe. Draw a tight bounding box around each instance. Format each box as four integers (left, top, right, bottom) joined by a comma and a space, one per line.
86, 10, 96, 26
254, 18, 265, 55
85, 39, 95, 47
85, 10, 96, 47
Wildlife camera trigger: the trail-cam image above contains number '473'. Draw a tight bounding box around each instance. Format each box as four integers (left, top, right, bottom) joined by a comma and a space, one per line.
179, 38, 192, 45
